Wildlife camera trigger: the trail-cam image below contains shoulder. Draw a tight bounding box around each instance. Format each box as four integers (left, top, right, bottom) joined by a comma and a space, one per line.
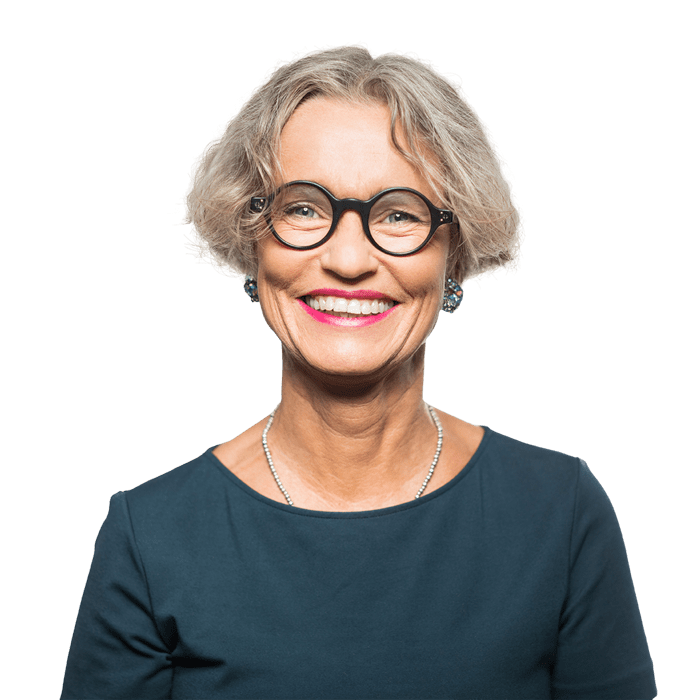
481, 429, 585, 492
120, 419, 271, 511
437, 406, 583, 489
116, 448, 232, 530
487, 429, 580, 466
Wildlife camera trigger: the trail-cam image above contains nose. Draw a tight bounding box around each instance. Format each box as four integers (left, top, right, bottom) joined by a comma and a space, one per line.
319, 210, 379, 280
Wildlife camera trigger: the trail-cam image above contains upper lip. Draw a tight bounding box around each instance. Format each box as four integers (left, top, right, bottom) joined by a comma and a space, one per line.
304, 288, 397, 301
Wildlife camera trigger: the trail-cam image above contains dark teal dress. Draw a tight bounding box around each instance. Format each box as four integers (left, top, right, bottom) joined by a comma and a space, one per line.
61, 428, 656, 699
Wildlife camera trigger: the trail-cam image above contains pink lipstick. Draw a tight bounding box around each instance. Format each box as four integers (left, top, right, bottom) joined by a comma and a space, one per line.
297, 299, 398, 327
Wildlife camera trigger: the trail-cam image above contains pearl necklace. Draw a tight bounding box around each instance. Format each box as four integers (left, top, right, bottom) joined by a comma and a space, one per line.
261, 405, 444, 507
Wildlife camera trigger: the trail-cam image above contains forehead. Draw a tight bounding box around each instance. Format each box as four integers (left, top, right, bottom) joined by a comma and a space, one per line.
278, 97, 438, 201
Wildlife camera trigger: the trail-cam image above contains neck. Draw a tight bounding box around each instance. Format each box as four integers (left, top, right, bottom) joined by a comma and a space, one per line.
265, 346, 439, 510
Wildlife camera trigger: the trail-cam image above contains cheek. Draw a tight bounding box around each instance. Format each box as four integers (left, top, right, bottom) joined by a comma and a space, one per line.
394, 252, 448, 306
257, 241, 304, 295
255, 244, 319, 337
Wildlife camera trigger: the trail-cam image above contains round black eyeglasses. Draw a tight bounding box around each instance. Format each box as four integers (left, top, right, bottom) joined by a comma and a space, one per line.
250, 181, 454, 256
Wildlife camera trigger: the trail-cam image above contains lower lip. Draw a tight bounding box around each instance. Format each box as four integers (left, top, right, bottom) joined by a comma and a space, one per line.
297, 299, 398, 327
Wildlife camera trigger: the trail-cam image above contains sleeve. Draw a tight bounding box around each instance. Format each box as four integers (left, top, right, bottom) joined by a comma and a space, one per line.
61, 492, 173, 700
551, 459, 656, 700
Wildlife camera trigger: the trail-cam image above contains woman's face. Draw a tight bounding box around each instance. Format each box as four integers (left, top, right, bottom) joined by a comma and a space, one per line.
256, 97, 452, 381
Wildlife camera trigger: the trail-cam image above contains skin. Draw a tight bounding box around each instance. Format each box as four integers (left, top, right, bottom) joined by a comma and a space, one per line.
214, 98, 483, 512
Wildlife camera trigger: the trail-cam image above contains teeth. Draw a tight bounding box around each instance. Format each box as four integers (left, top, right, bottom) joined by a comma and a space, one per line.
304, 295, 395, 316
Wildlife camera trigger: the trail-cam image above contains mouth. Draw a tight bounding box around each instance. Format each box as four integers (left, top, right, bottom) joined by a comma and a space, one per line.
297, 290, 399, 327
301, 294, 396, 318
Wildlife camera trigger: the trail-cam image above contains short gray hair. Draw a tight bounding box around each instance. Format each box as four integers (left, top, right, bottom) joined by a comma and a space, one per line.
186, 46, 519, 282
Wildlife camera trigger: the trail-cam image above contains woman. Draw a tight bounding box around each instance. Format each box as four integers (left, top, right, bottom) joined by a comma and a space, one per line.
61, 47, 656, 699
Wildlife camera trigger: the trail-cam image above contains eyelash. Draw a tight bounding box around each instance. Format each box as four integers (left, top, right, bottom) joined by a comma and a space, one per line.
285, 203, 317, 212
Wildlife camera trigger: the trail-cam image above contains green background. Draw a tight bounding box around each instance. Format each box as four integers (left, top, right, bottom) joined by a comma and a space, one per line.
2, 1, 698, 700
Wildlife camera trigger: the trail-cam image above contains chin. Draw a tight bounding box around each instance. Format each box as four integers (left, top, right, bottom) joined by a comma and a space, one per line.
303, 354, 393, 381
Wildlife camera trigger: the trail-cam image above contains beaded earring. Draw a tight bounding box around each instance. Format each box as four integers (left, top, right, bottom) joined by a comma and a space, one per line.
442, 278, 463, 312
244, 276, 259, 302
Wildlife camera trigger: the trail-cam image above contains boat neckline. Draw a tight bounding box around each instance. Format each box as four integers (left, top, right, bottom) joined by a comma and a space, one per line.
203, 426, 493, 519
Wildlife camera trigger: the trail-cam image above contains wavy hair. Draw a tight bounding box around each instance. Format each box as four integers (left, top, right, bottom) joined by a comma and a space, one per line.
186, 46, 519, 282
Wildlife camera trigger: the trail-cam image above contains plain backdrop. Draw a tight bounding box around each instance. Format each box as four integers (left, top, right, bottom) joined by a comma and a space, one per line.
2, 1, 697, 697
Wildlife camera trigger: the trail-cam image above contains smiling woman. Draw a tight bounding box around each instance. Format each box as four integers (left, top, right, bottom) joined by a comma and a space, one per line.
60, 47, 656, 700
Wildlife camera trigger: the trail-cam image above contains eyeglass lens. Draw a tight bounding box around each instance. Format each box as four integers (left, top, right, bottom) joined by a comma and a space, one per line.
270, 183, 433, 254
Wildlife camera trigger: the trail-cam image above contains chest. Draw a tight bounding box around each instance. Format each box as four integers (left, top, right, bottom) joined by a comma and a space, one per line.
151, 514, 566, 698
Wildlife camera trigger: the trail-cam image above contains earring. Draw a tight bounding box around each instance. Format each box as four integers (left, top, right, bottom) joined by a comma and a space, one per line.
442, 278, 463, 313
244, 275, 259, 302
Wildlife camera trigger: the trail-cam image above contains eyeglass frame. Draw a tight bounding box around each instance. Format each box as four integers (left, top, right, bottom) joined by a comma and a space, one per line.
250, 180, 454, 257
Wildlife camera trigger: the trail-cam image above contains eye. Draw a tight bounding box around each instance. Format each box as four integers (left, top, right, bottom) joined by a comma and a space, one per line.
383, 210, 419, 225
285, 204, 319, 219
